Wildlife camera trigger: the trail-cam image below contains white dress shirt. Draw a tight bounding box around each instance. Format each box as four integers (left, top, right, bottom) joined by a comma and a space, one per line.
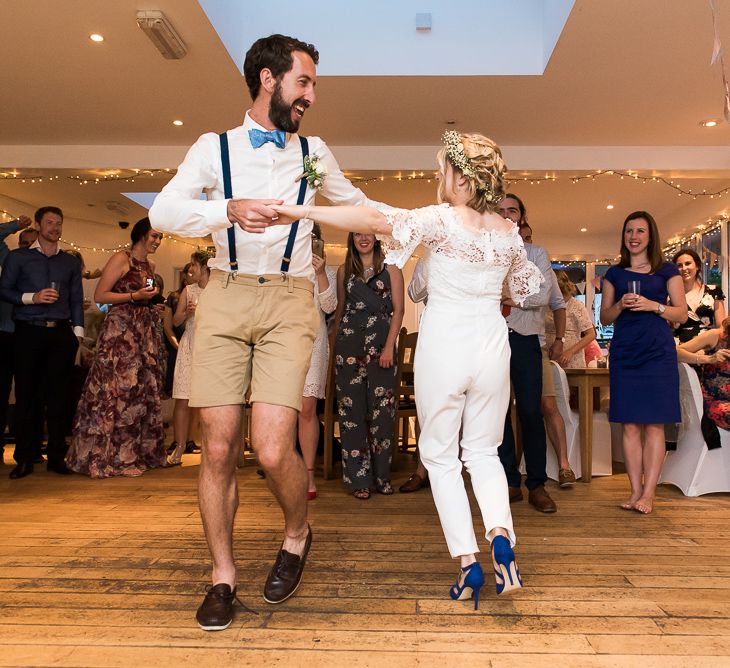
150, 112, 382, 279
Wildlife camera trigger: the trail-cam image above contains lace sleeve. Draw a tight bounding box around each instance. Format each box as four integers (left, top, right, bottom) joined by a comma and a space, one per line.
506, 243, 544, 306
316, 266, 338, 315
376, 204, 449, 268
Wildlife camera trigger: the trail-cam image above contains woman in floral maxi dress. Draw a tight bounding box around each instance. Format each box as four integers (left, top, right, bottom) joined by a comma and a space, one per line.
66, 219, 167, 478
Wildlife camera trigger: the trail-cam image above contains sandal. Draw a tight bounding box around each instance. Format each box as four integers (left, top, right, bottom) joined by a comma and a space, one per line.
353, 489, 371, 500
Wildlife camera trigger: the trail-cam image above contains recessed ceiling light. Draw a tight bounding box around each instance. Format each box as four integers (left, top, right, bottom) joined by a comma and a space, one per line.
580, 227, 588, 232
700, 119, 720, 127
89, 33, 104, 42
172, 120, 184, 126
606, 204, 614, 209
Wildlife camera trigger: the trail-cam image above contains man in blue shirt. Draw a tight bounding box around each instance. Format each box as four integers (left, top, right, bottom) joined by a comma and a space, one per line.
0, 215, 33, 451
0, 206, 83, 479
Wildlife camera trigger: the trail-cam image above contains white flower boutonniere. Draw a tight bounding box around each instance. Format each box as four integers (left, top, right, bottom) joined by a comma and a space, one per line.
301, 154, 327, 190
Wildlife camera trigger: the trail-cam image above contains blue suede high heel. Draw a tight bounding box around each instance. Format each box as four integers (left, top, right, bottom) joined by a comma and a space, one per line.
449, 561, 485, 610
491, 535, 523, 595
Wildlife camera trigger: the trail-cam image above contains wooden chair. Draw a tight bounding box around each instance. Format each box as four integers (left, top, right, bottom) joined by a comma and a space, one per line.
393, 327, 419, 470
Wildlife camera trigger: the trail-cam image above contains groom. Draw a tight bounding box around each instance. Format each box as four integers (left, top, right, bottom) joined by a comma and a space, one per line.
150, 34, 386, 631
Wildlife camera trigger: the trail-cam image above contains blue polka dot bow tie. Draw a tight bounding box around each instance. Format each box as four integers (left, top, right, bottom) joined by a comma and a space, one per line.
248, 128, 286, 149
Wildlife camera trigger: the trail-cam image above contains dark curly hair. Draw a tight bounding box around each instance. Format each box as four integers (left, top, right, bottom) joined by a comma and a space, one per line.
244, 34, 319, 100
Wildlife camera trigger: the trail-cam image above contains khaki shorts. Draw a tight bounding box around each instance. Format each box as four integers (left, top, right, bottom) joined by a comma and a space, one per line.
189, 270, 319, 411
541, 348, 556, 397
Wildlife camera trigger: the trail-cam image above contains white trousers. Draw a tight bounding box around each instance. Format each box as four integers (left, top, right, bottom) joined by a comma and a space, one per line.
415, 305, 515, 558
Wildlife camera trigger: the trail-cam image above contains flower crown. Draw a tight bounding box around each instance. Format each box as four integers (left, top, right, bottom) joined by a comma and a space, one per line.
442, 130, 500, 203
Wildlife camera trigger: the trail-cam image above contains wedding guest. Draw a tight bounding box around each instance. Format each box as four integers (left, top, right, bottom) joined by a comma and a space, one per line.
168, 250, 211, 465
498, 195, 567, 506
0, 215, 32, 453
398, 256, 429, 493
672, 248, 725, 343
298, 224, 337, 499
17, 227, 38, 249
162, 263, 193, 401
271, 130, 539, 606
0, 206, 83, 478
334, 232, 404, 498
149, 33, 390, 629
66, 218, 167, 478
677, 318, 730, 433
600, 211, 687, 513
545, 271, 597, 369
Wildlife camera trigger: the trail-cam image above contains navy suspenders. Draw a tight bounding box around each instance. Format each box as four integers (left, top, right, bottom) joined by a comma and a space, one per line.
218, 132, 309, 275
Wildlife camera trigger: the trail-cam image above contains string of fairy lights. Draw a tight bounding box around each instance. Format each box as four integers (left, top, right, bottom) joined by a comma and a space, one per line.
3, 167, 730, 199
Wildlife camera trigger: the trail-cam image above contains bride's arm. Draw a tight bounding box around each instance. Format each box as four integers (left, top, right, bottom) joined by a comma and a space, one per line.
272, 204, 391, 236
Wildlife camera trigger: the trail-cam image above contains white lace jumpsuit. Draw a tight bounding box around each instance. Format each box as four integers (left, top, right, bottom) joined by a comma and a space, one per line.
381, 204, 542, 557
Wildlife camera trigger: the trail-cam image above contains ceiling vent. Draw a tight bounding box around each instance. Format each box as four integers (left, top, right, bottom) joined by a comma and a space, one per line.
136, 10, 187, 60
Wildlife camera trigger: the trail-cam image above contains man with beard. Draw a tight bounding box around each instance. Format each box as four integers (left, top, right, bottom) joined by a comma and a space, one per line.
150, 34, 387, 631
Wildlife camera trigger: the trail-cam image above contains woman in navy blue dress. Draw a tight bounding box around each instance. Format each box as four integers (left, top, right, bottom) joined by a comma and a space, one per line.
600, 211, 687, 514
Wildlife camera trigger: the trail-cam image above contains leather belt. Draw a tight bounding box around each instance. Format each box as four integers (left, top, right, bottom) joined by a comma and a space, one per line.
20, 319, 70, 328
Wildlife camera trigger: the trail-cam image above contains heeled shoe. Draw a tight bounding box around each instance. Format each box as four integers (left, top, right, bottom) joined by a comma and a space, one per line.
167, 441, 185, 466
449, 561, 485, 610
307, 468, 317, 500
491, 535, 523, 595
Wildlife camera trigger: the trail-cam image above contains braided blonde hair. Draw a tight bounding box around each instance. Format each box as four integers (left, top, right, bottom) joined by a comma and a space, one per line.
437, 131, 507, 213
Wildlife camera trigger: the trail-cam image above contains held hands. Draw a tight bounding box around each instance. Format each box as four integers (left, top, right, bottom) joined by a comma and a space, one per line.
548, 339, 564, 362
33, 288, 59, 304
227, 198, 284, 234
707, 349, 730, 364
132, 286, 157, 302
622, 294, 658, 312
270, 204, 308, 226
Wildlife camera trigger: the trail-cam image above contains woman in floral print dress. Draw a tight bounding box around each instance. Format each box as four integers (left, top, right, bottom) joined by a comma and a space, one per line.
334, 232, 404, 498
66, 219, 167, 478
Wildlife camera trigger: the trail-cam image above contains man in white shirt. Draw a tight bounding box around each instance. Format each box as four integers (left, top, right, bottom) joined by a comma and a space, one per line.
150, 34, 384, 631
497, 194, 565, 513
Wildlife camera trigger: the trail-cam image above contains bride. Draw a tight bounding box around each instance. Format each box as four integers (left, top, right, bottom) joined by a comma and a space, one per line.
271, 131, 541, 607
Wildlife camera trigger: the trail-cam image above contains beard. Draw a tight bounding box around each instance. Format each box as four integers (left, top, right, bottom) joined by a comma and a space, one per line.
268, 81, 305, 133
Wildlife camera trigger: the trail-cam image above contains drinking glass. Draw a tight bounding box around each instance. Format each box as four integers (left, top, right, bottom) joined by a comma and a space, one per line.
628, 280, 641, 296
49, 280, 59, 293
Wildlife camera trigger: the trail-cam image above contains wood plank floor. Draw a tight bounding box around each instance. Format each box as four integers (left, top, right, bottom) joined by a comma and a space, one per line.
2, 451, 730, 667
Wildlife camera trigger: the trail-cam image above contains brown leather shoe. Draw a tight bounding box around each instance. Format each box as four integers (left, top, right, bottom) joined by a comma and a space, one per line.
508, 486, 523, 503
528, 485, 557, 513
399, 473, 430, 493
558, 468, 577, 487
263, 525, 312, 604
196, 583, 238, 631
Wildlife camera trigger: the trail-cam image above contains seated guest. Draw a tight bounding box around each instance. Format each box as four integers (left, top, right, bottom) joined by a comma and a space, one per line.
545, 271, 597, 369
66, 218, 167, 478
677, 318, 730, 432
673, 249, 725, 343
0, 206, 84, 479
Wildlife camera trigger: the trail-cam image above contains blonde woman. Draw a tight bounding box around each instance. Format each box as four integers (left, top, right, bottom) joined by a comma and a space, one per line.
545, 271, 596, 369
271, 131, 541, 607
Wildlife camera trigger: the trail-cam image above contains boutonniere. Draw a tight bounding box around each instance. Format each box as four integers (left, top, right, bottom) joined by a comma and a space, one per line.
300, 154, 327, 190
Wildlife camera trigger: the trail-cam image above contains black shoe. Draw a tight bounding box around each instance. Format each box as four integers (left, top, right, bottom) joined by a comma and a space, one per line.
33, 455, 46, 464
47, 461, 72, 475
9, 461, 33, 479
263, 525, 312, 604
185, 440, 201, 454
196, 583, 238, 631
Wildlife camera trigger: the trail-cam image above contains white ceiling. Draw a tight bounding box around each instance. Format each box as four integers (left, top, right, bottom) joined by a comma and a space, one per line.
1, 0, 730, 257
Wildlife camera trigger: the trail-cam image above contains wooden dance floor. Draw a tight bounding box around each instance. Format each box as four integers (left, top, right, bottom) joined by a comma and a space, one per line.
2, 454, 730, 667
